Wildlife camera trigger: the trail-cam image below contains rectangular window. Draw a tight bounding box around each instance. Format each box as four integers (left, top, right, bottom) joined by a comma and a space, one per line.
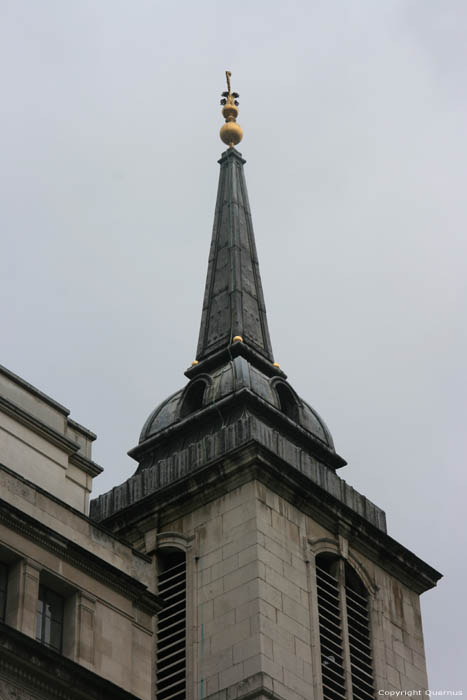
36, 584, 64, 652
0, 563, 7, 622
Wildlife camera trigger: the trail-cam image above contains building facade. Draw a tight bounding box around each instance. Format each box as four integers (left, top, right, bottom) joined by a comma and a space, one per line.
0, 364, 161, 700
1, 81, 441, 700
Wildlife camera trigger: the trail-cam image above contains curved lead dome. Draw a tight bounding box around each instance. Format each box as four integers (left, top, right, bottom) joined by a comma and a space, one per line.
139, 357, 334, 450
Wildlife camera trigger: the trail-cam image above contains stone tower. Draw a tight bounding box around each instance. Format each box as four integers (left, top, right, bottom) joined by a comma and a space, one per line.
90, 78, 441, 700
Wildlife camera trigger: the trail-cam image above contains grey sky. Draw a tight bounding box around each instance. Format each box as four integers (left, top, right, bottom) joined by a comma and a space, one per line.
1, 0, 466, 689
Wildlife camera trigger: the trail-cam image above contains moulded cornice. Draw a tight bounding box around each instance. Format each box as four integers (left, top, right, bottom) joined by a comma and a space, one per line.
99, 442, 441, 595
0, 396, 78, 455
0, 497, 162, 615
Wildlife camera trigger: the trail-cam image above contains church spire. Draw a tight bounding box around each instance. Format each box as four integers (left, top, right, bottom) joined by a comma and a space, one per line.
194, 73, 275, 369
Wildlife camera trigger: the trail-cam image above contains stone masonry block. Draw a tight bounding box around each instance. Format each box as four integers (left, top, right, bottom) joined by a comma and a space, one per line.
200, 567, 213, 587
211, 554, 240, 582
271, 511, 300, 549
258, 580, 282, 610
257, 613, 295, 652
256, 544, 285, 576
224, 517, 257, 542
199, 547, 223, 571
200, 600, 214, 624
261, 532, 293, 564
282, 594, 309, 624
199, 577, 224, 603
403, 660, 428, 688
403, 630, 426, 655
256, 500, 273, 527
412, 651, 427, 672
214, 580, 258, 618
394, 653, 405, 674
201, 647, 233, 678
242, 654, 263, 679
282, 668, 314, 699
223, 561, 264, 593
387, 665, 400, 688
222, 501, 257, 534
238, 544, 258, 568
256, 482, 279, 511
273, 643, 304, 679
235, 598, 262, 624
203, 610, 236, 639
258, 599, 277, 623
294, 637, 312, 664
233, 635, 262, 664
206, 673, 220, 696
264, 567, 303, 605
222, 529, 264, 559
276, 611, 311, 645
219, 663, 244, 689
302, 660, 314, 685
210, 619, 250, 653
393, 639, 413, 664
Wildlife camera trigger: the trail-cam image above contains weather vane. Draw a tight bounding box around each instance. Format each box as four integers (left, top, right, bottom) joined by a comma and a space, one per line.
219, 70, 243, 148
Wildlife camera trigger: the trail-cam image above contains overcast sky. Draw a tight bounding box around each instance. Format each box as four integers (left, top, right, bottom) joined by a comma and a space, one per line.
1, 0, 466, 690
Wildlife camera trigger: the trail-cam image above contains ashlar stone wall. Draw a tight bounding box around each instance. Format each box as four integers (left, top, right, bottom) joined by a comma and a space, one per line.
158, 478, 430, 700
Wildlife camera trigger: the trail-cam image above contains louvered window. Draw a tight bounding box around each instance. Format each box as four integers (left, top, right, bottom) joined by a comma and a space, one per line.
315, 554, 374, 700
156, 550, 186, 700
345, 568, 374, 700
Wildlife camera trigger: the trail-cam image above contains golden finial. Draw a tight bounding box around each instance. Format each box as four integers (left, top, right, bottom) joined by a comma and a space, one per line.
220, 71, 243, 148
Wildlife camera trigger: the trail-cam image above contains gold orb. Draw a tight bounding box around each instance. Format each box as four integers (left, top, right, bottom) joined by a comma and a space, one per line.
273, 362, 281, 368
222, 103, 239, 121
220, 122, 243, 147
191, 360, 199, 366
232, 335, 243, 343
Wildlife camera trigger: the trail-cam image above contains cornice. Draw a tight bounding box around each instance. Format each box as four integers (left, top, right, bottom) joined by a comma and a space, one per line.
0, 497, 162, 615
69, 451, 103, 477
0, 363, 70, 415
0, 461, 151, 563
0, 396, 78, 455
99, 442, 441, 595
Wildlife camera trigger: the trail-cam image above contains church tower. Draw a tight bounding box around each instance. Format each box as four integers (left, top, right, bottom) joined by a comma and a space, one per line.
90, 73, 441, 700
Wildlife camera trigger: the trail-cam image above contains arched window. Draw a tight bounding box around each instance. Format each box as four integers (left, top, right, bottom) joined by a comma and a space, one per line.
275, 382, 299, 422
180, 380, 206, 419
315, 554, 374, 700
156, 549, 187, 700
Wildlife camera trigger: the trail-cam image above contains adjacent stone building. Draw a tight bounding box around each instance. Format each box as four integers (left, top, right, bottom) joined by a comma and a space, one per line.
0, 81, 441, 700
0, 364, 161, 699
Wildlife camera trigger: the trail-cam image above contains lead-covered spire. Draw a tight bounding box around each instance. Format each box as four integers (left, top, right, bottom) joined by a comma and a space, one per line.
195, 74, 274, 367
196, 147, 274, 364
